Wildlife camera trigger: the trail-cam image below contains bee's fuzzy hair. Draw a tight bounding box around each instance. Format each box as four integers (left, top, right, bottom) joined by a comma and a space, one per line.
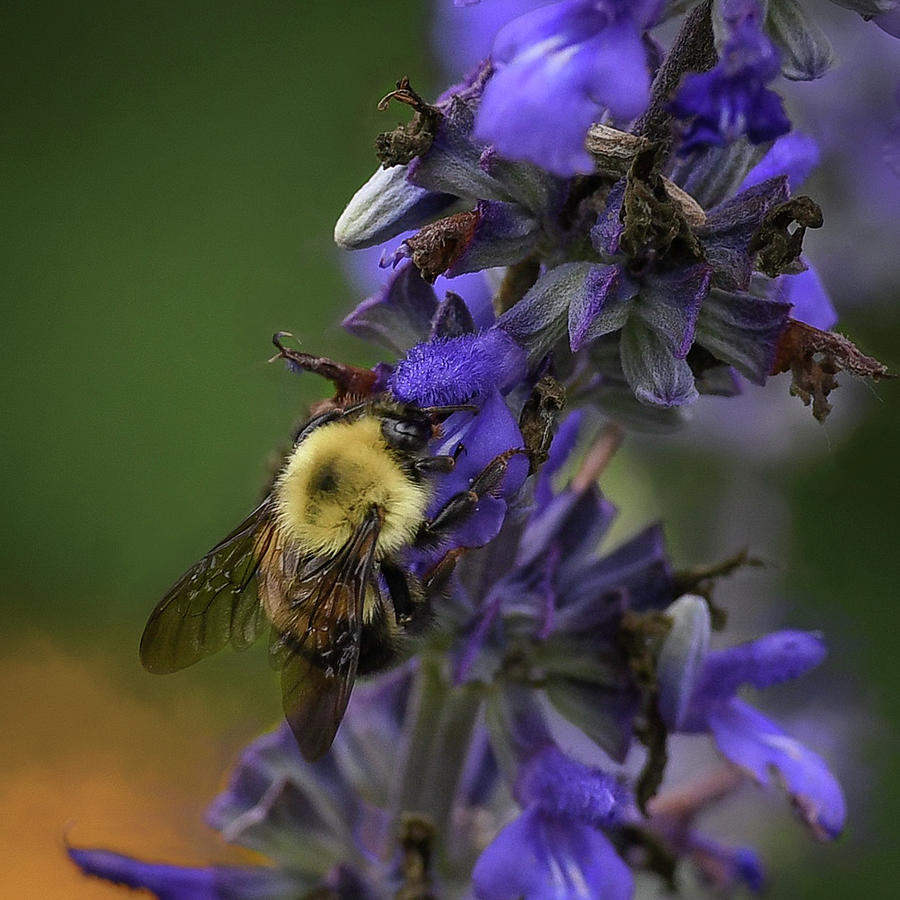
275, 415, 430, 558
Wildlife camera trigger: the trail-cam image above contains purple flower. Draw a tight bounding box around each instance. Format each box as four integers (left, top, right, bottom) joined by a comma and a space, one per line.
342, 253, 496, 356
731, 132, 837, 329
452, 414, 672, 759
67, 847, 304, 900
473, 742, 633, 900
381, 200, 542, 283
472, 0, 657, 175
389, 328, 527, 406
429, 387, 530, 548
663, 627, 846, 841
70, 0, 868, 895
682, 833, 765, 893
671, 0, 790, 154
516, 744, 626, 827
343, 261, 442, 355
738, 131, 820, 193
776, 264, 837, 330
434, 0, 550, 78
68, 670, 416, 899
382, 327, 531, 548
876, 7, 900, 38
705, 700, 846, 840
473, 805, 634, 900
562, 249, 714, 408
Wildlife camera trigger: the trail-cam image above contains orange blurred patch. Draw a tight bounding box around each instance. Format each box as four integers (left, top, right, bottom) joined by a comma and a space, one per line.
0, 637, 268, 897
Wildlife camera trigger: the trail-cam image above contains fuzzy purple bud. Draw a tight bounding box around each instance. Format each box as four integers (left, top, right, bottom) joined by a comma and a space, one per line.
516, 745, 626, 828
388, 328, 527, 406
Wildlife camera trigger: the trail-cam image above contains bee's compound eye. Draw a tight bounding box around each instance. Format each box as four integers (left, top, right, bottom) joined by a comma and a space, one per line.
381, 415, 430, 450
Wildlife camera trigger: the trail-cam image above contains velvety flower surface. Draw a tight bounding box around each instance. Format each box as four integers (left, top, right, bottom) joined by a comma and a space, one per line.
515, 744, 625, 827
472, 0, 656, 175
474, 696, 633, 900
472, 805, 633, 900
389, 328, 527, 406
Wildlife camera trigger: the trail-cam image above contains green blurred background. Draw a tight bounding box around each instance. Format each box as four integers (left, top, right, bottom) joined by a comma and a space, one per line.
1, 2, 897, 897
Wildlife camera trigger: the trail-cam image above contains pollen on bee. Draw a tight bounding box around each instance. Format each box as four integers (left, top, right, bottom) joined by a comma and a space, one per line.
274, 415, 430, 557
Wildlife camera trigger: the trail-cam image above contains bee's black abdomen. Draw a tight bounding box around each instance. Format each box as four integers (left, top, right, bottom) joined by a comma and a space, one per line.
358, 607, 399, 675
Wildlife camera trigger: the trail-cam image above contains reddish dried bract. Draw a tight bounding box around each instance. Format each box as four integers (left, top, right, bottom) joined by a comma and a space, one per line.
404, 211, 479, 283
771, 319, 892, 422
271, 333, 378, 414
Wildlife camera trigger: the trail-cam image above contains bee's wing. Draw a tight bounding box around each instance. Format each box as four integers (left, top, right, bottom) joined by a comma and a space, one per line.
271, 509, 382, 761
140, 499, 276, 674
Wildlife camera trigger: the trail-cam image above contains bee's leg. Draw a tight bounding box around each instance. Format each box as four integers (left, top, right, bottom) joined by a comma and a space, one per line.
412, 441, 467, 477
382, 561, 431, 635
413, 455, 456, 476
417, 447, 526, 544
423, 547, 467, 595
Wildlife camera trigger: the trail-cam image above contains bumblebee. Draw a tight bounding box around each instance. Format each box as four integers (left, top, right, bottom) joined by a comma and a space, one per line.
140, 372, 519, 760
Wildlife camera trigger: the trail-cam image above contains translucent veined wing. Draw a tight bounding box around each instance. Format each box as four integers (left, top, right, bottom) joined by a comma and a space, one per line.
140, 499, 276, 674
265, 508, 382, 761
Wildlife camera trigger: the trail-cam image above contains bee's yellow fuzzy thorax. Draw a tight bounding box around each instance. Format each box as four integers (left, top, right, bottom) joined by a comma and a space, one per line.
275, 415, 429, 557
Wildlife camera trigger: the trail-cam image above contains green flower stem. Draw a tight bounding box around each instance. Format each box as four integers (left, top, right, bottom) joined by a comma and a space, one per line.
393, 655, 484, 848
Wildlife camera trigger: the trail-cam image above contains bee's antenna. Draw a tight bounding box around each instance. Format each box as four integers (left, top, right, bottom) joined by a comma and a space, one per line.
419, 404, 479, 416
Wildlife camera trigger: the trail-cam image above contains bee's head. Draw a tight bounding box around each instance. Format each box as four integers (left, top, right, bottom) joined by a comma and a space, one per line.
380, 407, 433, 451
380, 402, 477, 451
